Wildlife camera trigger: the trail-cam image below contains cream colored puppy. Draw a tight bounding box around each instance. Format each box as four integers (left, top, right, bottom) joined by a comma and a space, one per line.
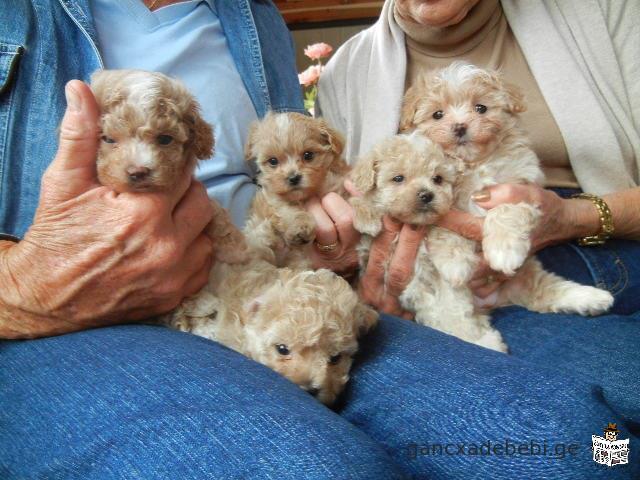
91, 69, 247, 264
244, 112, 349, 268
400, 62, 613, 309
401, 61, 546, 275
165, 258, 378, 405
351, 133, 614, 353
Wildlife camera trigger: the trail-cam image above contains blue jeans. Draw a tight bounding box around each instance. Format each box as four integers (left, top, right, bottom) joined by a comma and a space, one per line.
2, 240, 639, 479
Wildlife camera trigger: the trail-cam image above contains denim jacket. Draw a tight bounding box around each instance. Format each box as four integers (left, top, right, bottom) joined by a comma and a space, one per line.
0, 0, 303, 237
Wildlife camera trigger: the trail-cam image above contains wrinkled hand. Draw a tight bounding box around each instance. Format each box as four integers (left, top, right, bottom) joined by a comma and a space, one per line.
437, 183, 574, 303
358, 217, 426, 318
0, 80, 214, 339
306, 192, 360, 275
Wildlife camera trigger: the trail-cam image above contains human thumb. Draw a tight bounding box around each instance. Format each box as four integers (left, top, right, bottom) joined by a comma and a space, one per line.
43, 80, 101, 203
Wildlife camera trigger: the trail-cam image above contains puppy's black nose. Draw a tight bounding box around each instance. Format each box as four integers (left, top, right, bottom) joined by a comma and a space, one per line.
127, 166, 151, 182
453, 123, 467, 137
307, 387, 320, 397
288, 173, 302, 186
418, 190, 434, 204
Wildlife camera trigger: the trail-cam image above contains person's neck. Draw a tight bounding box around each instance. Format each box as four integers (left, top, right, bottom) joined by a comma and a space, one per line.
394, 0, 501, 57
143, 0, 186, 11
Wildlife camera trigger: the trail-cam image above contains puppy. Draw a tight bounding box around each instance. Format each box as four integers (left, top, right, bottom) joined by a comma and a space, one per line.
90, 69, 247, 263
244, 112, 349, 268
165, 259, 378, 405
351, 133, 614, 353
399, 63, 611, 317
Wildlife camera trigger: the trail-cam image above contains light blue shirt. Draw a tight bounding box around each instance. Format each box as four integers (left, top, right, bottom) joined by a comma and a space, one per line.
90, 0, 258, 226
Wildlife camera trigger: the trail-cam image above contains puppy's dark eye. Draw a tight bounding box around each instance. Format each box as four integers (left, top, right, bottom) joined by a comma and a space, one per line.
157, 134, 174, 145
267, 157, 279, 167
432, 175, 443, 185
475, 104, 487, 114
329, 354, 342, 365
303, 151, 314, 162
101, 135, 116, 144
432, 110, 444, 120
275, 344, 290, 355
392, 175, 405, 183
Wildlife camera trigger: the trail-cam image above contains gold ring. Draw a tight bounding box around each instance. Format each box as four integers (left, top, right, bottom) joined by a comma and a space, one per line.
486, 274, 496, 285
315, 241, 338, 252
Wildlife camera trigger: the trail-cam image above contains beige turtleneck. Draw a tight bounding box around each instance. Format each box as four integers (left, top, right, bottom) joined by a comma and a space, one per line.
396, 0, 578, 188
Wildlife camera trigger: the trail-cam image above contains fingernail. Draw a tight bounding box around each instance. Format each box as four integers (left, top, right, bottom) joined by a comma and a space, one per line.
65, 83, 81, 112
472, 189, 491, 203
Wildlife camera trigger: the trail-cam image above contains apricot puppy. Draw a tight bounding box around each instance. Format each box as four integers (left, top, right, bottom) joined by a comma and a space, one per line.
90, 69, 247, 263
244, 112, 349, 268
166, 259, 378, 405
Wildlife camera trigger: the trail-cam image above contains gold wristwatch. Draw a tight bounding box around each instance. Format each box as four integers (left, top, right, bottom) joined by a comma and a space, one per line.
572, 193, 614, 246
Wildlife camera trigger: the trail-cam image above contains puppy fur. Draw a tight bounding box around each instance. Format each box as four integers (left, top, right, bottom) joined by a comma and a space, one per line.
244, 112, 349, 268
90, 69, 247, 263
350, 132, 508, 351
349, 62, 613, 351
165, 258, 378, 405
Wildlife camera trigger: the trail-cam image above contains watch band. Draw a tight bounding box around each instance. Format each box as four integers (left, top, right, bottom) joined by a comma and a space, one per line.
0, 233, 20, 243
572, 193, 614, 246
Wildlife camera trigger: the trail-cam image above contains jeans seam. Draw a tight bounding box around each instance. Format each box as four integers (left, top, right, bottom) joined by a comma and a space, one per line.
567, 243, 629, 295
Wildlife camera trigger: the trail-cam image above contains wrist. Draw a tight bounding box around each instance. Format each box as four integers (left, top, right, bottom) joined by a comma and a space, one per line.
0, 244, 35, 338
563, 198, 602, 241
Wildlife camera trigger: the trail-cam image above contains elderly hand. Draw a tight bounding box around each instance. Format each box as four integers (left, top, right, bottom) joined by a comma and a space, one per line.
0, 80, 214, 339
306, 192, 360, 275
358, 216, 426, 318
437, 183, 594, 303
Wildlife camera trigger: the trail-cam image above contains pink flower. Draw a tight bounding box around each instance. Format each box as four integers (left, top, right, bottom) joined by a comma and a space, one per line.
298, 65, 322, 87
304, 43, 333, 61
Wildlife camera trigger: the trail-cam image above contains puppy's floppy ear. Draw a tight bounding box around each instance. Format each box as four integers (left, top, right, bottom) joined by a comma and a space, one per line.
353, 303, 378, 337
502, 81, 526, 114
244, 121, 260, 163
318, 119, 345, 157
350, 149, 378, 194
399, 83, 422, 133
187, 101, 215, 160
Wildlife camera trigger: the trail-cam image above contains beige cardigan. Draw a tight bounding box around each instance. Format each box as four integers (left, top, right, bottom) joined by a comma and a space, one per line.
316, 0, 640, 195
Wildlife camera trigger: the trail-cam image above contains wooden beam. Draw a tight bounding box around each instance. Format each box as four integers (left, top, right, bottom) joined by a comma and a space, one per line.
275, 0, 383, 24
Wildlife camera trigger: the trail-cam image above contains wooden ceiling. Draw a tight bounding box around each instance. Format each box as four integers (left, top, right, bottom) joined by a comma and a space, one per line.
274, 0, 384, 25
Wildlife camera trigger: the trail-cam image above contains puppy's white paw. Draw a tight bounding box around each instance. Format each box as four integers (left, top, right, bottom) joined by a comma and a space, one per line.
475, 329, 509, 353
438, 260, 476, 287
182, 292, 220, 319
553, 286, 614, 316
483, 236, 530, 276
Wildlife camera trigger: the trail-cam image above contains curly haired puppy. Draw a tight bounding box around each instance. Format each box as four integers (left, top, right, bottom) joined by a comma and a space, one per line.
351, 133, 614, 352
90, 69, 247, 263
244, 112, 349, 268
165, 259, 378, 405
401, 63, 614, 296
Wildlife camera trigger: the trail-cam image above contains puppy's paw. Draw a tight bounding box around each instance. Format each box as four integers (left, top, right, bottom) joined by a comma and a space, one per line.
483, 236, 530, 276
438, 259, 476, 287
475, 329, 509, 353
215, 231, 250, 265
553, 286, 614, 316
284, 215, 316, 246
181, 292, 220, 319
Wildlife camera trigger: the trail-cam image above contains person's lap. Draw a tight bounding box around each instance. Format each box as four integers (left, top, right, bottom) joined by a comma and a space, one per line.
340, 239, 639, 479
0, 326, 404, 479
2, 241, 638, 479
